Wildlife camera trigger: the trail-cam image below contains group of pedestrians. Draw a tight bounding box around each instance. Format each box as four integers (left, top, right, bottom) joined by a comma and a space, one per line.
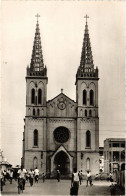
1, 165, 117, 195
17, 166, 42, 189
0, 168, 14, 191
0, 165, 46, 192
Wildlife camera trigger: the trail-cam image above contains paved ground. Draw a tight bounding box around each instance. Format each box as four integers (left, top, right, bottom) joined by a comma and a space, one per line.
2, 179, 125, 195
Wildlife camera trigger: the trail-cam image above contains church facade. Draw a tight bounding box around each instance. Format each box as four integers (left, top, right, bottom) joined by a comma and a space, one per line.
22, 16, 99, 177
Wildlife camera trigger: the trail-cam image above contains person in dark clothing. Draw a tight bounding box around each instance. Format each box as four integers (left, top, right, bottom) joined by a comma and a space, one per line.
110, 183, 116, 196
42, 173, 45, 183
57, 170, 60, 182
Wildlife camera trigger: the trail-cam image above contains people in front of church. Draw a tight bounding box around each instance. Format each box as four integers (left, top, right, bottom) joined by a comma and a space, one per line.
57, 170, 60, 182
71, 168, 80, 195
86, 170, 93, 186
25, 169, 29, 182
29, 169, 34, 186
42, 172, 45, 183
17, 165, 27, 190
3, 170, 7, 184
109, 172, 113, 184
6, 169, 11, 181
10, 169, 13, 184
34, 167, 39, 183
78, 171, 83, 185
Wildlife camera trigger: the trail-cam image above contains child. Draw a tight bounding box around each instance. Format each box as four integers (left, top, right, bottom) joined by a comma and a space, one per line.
42, 173, 45, 183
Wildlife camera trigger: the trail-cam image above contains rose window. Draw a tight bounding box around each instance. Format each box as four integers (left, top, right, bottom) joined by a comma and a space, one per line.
54, 127, 69, 143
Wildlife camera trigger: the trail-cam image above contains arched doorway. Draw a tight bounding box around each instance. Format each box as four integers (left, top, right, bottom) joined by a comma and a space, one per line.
54, 151, 70, 175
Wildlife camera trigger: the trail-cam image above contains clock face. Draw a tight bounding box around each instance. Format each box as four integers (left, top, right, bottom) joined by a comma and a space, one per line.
57, 102, 66, 110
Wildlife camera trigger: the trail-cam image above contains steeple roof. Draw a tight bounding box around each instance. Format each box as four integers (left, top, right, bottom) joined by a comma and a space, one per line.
76, 16, 98, 81
80, 20, 94, 69
27, 15, 47, 77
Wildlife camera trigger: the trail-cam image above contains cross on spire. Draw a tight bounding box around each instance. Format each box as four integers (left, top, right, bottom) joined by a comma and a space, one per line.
84, 14, 89, 23
61, 88, 63, 93
35, 13, 40, 22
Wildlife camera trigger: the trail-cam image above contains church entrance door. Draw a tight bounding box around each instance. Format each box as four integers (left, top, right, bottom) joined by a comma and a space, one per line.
54, 151, 70, 175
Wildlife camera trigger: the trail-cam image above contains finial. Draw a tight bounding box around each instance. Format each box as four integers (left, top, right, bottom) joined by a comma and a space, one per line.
35, 13, 40, 23
61, 88, 63, 93
84, 14, 89, 23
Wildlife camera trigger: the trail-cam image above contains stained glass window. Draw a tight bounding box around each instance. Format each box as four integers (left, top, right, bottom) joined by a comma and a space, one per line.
54, 127, 69, 143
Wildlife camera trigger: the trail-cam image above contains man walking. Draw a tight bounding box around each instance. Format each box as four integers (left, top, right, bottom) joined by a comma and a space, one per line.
17, 166, 26, 190
71, 168, 80, 195
86, 171, 93, 186
34, 167, 39, 183
29, 169, 34, 186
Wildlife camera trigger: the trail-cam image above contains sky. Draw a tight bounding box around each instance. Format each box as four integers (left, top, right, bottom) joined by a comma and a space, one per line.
0, 1, 125, 167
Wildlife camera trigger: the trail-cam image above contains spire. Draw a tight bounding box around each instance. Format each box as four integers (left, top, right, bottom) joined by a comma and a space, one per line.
80, 15, 94, 69
27, 14, 47, 77
76, 15, 98, 80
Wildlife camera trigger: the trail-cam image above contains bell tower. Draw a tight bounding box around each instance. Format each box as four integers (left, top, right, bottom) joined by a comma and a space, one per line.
23, 14, 47, 173
76, 15, 99, 174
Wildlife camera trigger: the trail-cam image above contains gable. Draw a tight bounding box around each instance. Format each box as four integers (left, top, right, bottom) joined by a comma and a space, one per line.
47, 93, 77, 118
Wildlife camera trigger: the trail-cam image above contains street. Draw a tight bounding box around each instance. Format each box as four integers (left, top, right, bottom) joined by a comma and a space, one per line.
1, 179, 125, 195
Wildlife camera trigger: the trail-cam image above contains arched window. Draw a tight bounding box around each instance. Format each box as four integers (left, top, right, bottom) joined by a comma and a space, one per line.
31, 89, 35, 104
89, 110, 92, 117
38, 89, 42, 104
33, 109, 35, 116
90, 90, 94, 105
83, 90, 87, 105
85, 110, 87, 117
28, 108, 31, 115
33, 157, 38, 169
86, 130, 91, 147
86, 158, 90, 170
37, 109, 40, 116
34, 130, 38, 146
42, 109, 44, 116
80, 109, 83, 117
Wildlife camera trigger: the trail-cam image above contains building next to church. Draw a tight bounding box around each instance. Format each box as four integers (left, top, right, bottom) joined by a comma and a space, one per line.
104, 138, 125, 173
0, 150, 12, 171
22, 15, 99, 177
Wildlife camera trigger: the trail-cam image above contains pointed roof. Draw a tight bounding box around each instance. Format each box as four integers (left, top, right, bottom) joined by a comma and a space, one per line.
47, 92, 76, 104
80, 20, 94, 69
76, 16, 98, 82
27, 15, 47, 77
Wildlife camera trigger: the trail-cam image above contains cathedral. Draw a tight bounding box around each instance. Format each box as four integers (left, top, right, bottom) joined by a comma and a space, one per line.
22, 15, 99, 177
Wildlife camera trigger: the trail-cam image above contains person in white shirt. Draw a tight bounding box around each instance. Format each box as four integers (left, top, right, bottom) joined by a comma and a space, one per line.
34, 167, 39, 183
10, 170, 13, 184
86, 171, 93, 186
29, 169, 34, 186
71, 168, 80, 195
17, 166, 26, 190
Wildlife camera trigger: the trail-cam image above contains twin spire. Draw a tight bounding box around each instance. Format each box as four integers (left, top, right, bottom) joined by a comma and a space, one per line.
27, 14, 47, 77
27, 14, 98, 79
80, 15, 94, 69
76, 15, 98, 79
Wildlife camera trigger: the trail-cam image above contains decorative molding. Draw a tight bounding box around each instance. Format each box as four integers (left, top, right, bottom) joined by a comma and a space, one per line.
80, 118, 95, 124
49, 119, 74, 123
28, 117, 44, 122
